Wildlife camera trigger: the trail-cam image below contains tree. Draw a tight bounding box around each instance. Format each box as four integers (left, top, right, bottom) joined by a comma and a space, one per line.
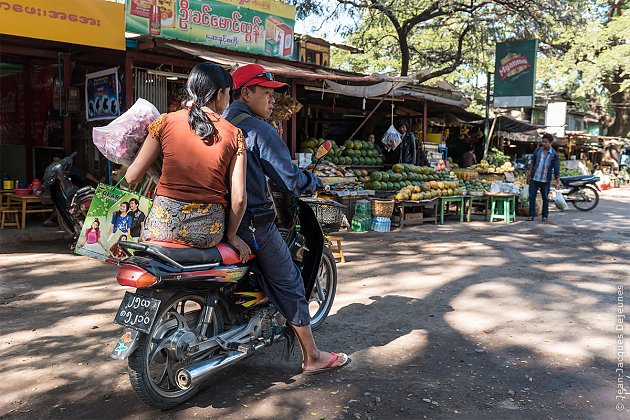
295, 0, 629, 137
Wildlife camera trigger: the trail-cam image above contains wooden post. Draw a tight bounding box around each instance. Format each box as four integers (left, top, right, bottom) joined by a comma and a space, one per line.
24, 63, 33, 179
423, 101, 428, 160
290, 81, 297, 157
125, 54, 134, 110
346, 98, 385, 142
484, 117, 498, 159
63, 53, 72, 155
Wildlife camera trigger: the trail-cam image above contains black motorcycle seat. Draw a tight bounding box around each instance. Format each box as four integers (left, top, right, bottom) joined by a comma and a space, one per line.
561, 175, 598, 183
135, 242, 223, 265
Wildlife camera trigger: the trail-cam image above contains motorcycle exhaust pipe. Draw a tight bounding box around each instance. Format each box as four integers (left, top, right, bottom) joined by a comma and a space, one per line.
176, 351, 247, 390
176, 334, 285, 390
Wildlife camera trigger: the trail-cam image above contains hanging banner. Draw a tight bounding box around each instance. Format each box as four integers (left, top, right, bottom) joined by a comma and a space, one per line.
0, 0, 125, 50
85, 68, 121, 122
125, 0, 296, 59
493, 39, 538, 108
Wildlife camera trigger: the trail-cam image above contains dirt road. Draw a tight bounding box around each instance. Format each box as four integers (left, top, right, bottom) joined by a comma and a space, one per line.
1, 188, 629, 419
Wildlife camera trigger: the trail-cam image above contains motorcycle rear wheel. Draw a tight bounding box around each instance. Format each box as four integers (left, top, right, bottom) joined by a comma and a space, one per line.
128, 293, 224, 410
309, 247, 337, 331
570, 186, 599, 211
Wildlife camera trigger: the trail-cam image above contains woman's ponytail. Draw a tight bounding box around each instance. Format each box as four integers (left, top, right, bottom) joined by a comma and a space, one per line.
185, 63, 233, 141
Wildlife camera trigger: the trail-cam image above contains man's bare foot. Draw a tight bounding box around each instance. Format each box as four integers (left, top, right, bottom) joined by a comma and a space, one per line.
302, 351, 350, 375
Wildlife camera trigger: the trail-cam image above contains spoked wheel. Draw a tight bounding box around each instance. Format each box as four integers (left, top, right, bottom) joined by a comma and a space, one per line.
128, 293, 223, 410
570, 186, 599, 211
309, 247, 337, 331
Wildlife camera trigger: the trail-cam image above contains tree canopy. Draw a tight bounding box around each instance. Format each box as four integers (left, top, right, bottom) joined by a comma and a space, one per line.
290, 0, 630, 137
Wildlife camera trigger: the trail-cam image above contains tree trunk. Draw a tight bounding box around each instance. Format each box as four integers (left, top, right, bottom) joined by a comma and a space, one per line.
607, 77, 630, 137
398, 29, 410, 76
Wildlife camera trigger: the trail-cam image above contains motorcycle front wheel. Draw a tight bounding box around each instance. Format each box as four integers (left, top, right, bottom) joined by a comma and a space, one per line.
128, 293, 224, 410
309, 247, 337, 331
570, 186, 599, 211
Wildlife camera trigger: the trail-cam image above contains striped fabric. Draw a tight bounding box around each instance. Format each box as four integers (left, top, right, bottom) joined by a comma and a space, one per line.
532, 148, 555, 183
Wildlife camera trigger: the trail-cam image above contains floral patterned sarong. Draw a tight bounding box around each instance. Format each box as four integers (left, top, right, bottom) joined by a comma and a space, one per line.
141, 195, 224, 248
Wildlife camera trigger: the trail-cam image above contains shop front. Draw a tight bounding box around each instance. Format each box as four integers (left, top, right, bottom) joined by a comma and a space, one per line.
0, 0, 126, 183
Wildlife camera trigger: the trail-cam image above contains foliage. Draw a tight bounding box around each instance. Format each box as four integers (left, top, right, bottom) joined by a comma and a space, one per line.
297, 0, 629, 136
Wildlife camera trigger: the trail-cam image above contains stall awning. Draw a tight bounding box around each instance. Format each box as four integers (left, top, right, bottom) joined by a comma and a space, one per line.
470, 116, 542, 133
393, 87, 471, 107
163, 41, 385, 83
324, 79, 412, 98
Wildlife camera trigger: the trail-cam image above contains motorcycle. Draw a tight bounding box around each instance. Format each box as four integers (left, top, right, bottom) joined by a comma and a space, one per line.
110, 142, 339, 410
558, 175, 601, 211
39, 151, 95, 240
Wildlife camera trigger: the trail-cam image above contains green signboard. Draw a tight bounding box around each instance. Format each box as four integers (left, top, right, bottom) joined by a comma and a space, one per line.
125, 0, 296, 59
493, 39, 538, 108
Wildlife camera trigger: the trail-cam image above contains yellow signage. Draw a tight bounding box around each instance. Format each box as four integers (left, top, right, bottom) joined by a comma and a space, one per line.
0, 0, 125, 50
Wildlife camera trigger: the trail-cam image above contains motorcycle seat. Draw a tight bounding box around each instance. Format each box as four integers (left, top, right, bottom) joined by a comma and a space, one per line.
121, 240, 253, 266
561, 175, 598, 184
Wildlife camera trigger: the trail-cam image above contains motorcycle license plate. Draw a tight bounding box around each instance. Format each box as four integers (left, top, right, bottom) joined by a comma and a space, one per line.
114, 292, 160, 333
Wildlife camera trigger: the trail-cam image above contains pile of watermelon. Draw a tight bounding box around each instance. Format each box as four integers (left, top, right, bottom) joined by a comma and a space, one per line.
365, 163, 460, 191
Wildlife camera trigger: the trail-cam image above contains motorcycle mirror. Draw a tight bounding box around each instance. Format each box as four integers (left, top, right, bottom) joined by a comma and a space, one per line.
315, 140, 332, 160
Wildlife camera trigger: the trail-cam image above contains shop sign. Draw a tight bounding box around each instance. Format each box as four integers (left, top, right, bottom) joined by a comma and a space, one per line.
0, 0, 125, 50
86, 68, 121, 122
493, 39, 538, 108
125, 0, 296, 59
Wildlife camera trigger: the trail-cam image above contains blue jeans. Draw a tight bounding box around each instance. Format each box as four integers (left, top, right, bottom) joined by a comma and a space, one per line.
237, 218, 310, 326
529, 180, 550, 218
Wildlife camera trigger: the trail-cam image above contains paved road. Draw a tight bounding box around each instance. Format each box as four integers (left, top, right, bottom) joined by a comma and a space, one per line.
1, 188, 629, 419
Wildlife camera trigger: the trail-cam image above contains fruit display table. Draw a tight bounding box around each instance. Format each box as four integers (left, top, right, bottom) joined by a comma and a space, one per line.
439, 196, 466, 224
464, 194, 490, 222
394, 198, 438, 228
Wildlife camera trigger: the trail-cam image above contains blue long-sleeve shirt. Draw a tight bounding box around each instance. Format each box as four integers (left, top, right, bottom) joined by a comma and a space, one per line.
224, 101, 322, 210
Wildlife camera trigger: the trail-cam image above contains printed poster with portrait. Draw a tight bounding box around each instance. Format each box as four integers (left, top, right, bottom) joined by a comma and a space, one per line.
75, 183, 152, 262
85, 68, 121, 122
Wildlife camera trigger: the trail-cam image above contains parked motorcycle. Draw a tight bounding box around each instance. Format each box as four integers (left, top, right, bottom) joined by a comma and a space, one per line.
110, 143, 338, 410
39, 151, 95, 239
558, 175, 601, 211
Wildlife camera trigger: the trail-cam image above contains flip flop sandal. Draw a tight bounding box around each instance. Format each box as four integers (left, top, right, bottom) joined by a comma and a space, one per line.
302, 352, 351, 376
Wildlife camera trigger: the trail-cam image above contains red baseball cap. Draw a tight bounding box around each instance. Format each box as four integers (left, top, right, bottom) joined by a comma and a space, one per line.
232, 64, 288, 92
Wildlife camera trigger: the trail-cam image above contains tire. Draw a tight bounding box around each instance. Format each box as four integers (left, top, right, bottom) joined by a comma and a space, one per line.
309, 247, 337, 331
570, 186, 599, 211
127, 293, 224, 410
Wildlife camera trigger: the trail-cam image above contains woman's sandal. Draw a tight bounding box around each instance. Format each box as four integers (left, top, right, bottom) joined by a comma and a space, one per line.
302, 352, 351, 376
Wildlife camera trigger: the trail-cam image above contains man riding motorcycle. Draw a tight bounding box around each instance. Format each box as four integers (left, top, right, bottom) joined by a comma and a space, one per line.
224, 64, 349, 374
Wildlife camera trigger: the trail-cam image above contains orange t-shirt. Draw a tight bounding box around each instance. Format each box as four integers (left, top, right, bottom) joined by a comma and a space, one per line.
148, 108, 245, 206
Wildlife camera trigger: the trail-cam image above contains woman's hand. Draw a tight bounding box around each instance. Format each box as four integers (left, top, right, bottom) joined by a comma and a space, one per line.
227, 234, 251, 263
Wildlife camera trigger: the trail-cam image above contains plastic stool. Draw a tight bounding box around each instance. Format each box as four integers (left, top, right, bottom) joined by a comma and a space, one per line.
489, 196, 515, 224
0, 207, 20, 229
326, 235, 345, 263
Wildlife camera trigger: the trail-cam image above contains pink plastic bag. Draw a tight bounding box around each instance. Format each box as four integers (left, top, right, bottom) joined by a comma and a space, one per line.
92, 98, 160, 164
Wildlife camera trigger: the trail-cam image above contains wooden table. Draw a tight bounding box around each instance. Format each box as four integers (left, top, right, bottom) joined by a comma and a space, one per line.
439, 196, 466, 224
396, 198, 438, 228
464, 194, 490, 222
6, 193, 54, 229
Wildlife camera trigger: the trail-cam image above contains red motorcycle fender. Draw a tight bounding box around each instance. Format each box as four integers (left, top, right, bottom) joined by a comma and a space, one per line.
111, 327, 144, 360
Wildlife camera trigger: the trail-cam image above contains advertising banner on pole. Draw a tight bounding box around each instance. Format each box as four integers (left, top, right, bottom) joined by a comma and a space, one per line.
493, 39, 538, 108
125, 0, 296, 59
85, 68, 121, 122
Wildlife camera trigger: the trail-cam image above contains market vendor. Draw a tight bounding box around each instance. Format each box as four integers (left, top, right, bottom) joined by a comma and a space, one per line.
383, 121, 416, 165
463, 145, 477, 168
367, 133, 383, 154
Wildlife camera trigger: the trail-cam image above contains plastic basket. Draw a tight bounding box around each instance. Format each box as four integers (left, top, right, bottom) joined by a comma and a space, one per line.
371, 199, 395, 217
304, 199, 346, 234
